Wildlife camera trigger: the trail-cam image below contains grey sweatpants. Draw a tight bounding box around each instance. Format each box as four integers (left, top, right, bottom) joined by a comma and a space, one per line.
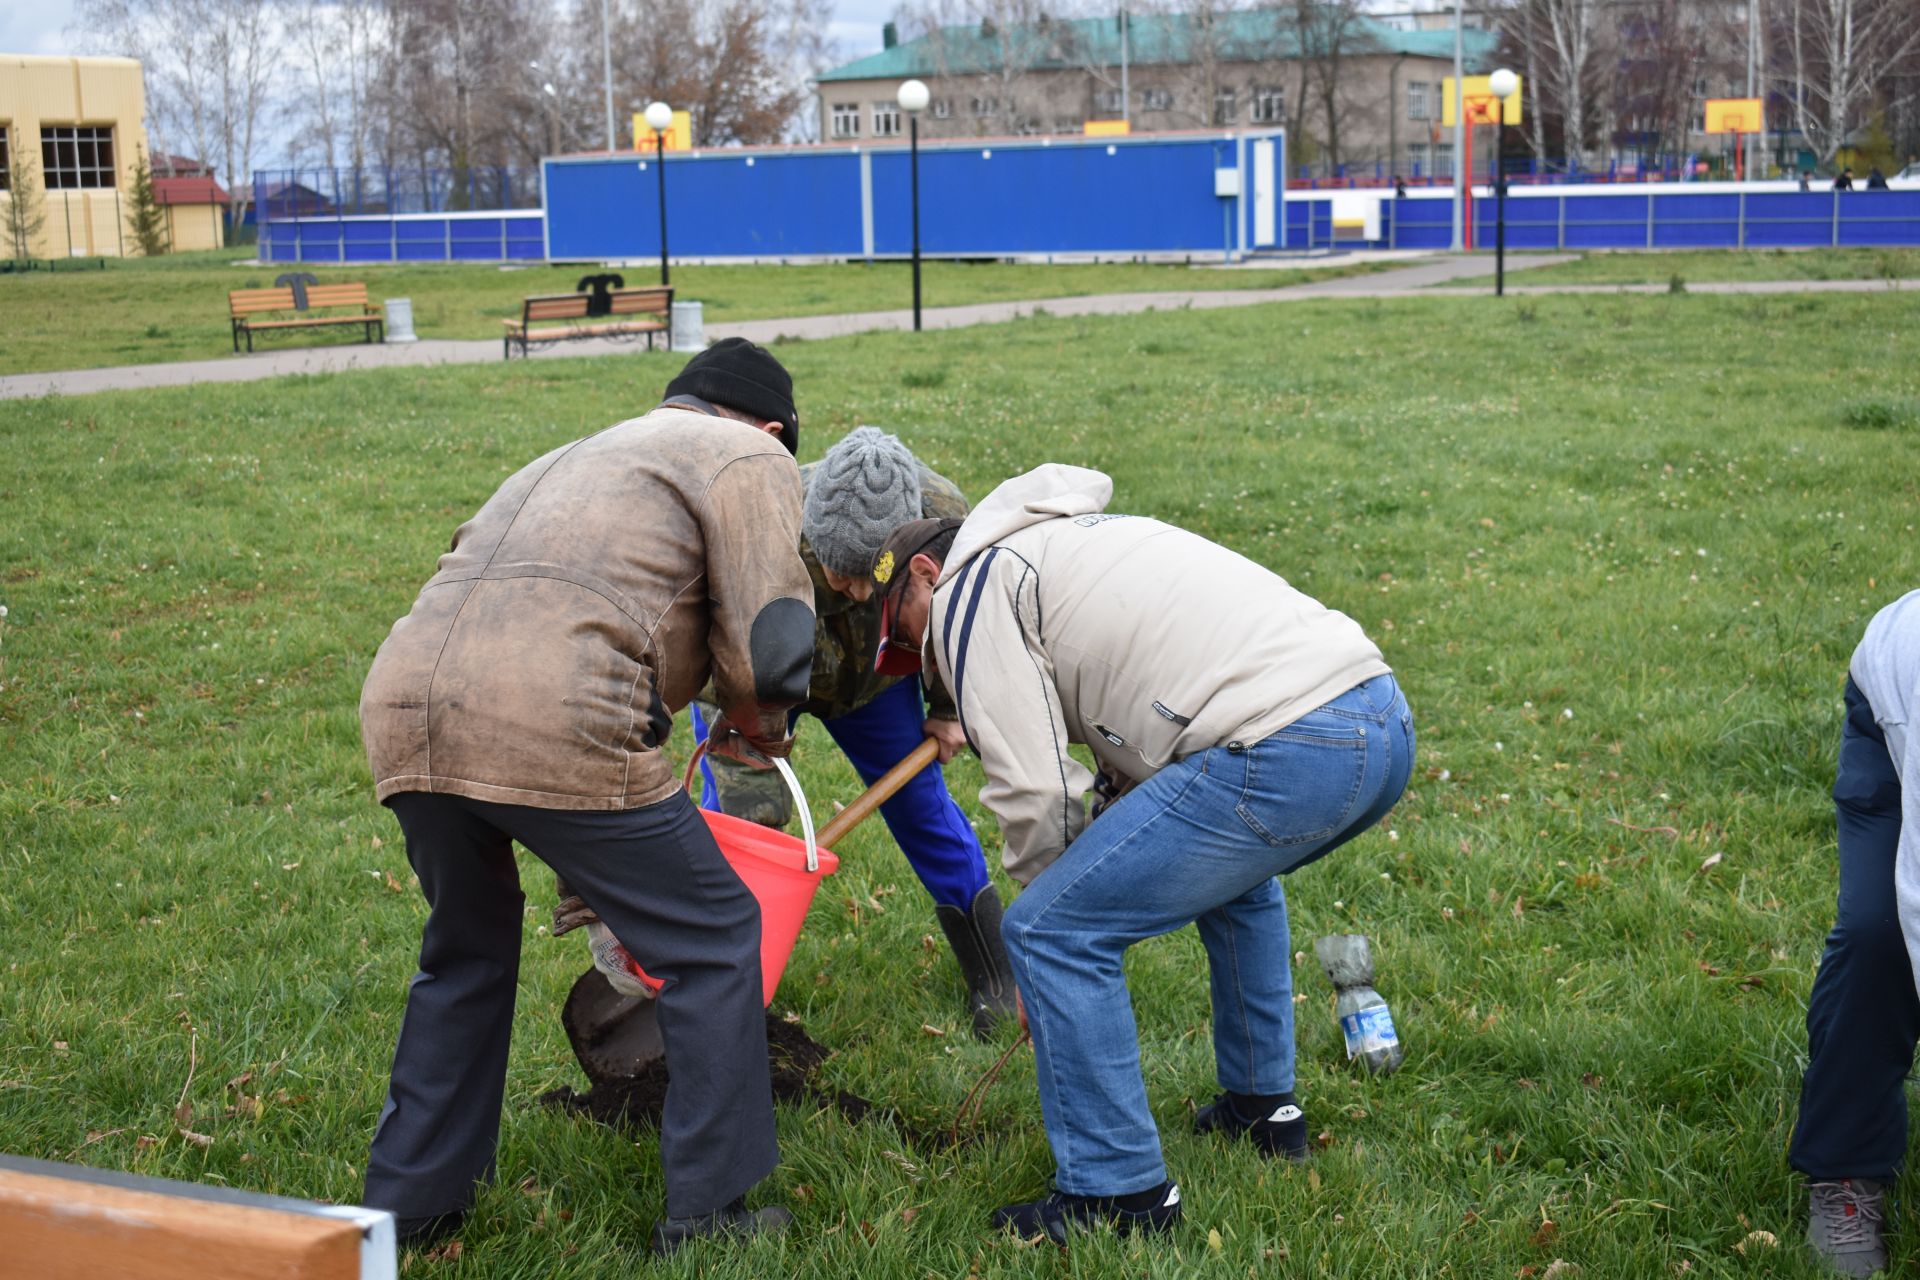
363, 789, 777, 1220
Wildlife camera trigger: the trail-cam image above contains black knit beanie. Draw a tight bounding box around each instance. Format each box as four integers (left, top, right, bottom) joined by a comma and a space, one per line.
663, 337, 800, 455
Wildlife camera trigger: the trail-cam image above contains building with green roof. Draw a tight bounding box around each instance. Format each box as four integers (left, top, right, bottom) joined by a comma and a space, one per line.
815, 10, 1499, 177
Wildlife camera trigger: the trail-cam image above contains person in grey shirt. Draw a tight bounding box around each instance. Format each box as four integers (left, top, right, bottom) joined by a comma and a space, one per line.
1790, 589, 1918, 1277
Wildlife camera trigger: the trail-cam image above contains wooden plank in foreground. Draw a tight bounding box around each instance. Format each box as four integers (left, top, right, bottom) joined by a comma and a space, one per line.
0, 1154, 396, 1280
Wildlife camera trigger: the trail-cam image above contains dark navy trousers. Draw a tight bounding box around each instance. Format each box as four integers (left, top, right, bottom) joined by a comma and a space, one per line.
1791, 677, 1917, 1182
365, 789, 777, 1221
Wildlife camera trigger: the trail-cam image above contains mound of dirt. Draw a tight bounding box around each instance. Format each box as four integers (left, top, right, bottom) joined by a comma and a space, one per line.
540, 1012, 890, 1133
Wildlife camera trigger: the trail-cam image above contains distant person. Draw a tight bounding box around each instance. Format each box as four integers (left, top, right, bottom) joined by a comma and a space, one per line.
1393, 175, 1408, 198
1835, 168, 1855, 192
1790, 590, 1919, 1277
1867, 167, 1889, 191
1800, 170, 1813, 192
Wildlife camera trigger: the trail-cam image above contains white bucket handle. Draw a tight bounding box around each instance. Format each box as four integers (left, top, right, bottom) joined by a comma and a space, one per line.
683, 740, 819, 873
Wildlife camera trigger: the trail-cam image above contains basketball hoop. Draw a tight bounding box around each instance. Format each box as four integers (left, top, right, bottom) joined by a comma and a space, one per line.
1704, 98, 1763, 181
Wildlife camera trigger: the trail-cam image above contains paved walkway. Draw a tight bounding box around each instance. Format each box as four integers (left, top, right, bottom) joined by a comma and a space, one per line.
2, 253, 1907, 400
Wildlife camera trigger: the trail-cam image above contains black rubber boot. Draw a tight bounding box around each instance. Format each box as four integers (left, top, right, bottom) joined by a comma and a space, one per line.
651, 1199, 793, 1256
935, 884, 1020, 1038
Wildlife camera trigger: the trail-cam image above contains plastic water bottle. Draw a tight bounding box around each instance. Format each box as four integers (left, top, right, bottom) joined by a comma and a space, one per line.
1314, 934, 1405, 1075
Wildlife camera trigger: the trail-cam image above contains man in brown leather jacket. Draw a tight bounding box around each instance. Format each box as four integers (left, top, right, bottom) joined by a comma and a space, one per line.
356, 338, 815, 1255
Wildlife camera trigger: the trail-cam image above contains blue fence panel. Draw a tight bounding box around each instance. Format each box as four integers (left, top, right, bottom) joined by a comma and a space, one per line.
1841, 191, 1920, 245
1469, 194, 1561, 249
1560, 194, 1650, 248
1651, 192, 1738, 247
1391, 198, 1453, 249
343, 219, 393, 262
396, 219, 449, 261
505, 216, 546, 259
1744, 192, 1834, 246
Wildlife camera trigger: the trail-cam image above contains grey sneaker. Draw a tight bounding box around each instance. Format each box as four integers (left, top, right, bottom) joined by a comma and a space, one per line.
1808, 1179, 1888, 1276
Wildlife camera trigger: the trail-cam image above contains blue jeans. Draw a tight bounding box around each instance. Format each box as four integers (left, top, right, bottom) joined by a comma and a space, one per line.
1790, 677, 1917, 1182
693, 678, 991, 910
1002, 673, 1415, 1196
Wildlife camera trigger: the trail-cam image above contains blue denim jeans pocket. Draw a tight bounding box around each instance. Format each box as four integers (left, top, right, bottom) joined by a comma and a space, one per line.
1230, 719, 1370, 851
1228, 675, 1413, 875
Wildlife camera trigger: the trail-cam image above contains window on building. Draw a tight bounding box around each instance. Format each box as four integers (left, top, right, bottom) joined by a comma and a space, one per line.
872, 101, 901, 137
1433, 142, 1454, 177
931, 99, 952, 120
0, 125, 10, 191
1407, 80, 1431, 121
41, 124, 116, 189
1407, 142, 1430, 175
1251, 87, 1286, 125
1094, 88, 1124, 115
1140, 88, 1172, 112
970, 96, 998, 117
831, 102, 860, 138
1213, 88, 1237, 125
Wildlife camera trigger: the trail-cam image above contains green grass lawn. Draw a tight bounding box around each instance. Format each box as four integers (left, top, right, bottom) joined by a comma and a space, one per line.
3, 290, 1920, 1278
0, 250, 1396, 377
1511, 247, 1920, 286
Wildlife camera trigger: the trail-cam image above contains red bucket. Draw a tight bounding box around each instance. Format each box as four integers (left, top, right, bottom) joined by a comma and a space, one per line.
700, 806, 839, 1004
616, 747, 838, 1006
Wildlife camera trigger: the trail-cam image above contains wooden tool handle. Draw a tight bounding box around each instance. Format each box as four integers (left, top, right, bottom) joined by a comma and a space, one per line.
816, 737, 942, 850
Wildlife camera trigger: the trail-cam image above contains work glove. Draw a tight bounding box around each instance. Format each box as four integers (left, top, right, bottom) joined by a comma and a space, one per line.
704, 712, 794, 770
552, 874, 600, 936
586, 920, 661, 999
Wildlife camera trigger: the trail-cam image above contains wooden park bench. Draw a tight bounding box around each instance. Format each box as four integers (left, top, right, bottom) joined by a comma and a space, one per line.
503, 280, 672, 360
229, 280, 384, 353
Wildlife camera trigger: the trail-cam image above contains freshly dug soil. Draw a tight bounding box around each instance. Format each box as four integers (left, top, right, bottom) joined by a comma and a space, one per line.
540, 1012, 898, 1136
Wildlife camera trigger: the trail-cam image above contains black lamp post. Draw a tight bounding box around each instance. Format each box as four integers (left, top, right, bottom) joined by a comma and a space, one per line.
898, 79, 930, 331
1490, 69, 1518, 298
644, 101, 674, 286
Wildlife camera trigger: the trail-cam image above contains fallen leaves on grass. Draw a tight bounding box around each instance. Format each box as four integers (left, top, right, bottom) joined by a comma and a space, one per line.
1734, 1230, 1776, 1254
1698, 851, 1724, 873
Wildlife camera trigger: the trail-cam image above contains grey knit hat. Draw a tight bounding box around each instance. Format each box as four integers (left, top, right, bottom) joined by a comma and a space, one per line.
804, 427, 923, 577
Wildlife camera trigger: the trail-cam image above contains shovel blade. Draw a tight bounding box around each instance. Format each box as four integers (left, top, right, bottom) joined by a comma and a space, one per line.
562, 967, 665, 1085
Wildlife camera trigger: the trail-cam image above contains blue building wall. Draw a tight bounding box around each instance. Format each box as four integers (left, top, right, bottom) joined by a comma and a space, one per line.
543, 133, 1271, 261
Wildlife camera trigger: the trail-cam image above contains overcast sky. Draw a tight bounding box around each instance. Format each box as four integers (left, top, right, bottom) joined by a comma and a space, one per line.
4, 0, 896, 161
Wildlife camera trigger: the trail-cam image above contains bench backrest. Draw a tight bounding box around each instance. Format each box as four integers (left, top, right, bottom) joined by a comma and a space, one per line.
521, 293, 593, 322
520, 286, 671, 324
607, 287, 672, 317
229, 283, 371, 316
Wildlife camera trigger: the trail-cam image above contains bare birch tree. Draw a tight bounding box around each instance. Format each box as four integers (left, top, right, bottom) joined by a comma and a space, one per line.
1778, 0, 1920, 164
72, 0, 279, 225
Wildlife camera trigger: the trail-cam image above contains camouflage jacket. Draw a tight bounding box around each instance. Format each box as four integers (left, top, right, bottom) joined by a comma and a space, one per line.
796, 458, 970, 722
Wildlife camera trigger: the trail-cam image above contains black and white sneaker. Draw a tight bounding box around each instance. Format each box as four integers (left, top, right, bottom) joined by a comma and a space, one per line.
1194, 1091, 1310, 1161
991, 1181, 1183, 1245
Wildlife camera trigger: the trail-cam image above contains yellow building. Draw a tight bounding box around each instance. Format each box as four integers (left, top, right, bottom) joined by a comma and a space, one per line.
1, 53, 151, 259
154, 174, 229, 251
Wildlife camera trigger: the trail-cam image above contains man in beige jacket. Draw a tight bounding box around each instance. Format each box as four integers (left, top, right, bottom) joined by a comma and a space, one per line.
870, 464, 1414, 1244
357, 338, 814, 1255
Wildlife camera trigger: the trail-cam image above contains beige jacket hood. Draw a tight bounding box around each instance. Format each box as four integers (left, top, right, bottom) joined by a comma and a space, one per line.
926, 464, 1390, 885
